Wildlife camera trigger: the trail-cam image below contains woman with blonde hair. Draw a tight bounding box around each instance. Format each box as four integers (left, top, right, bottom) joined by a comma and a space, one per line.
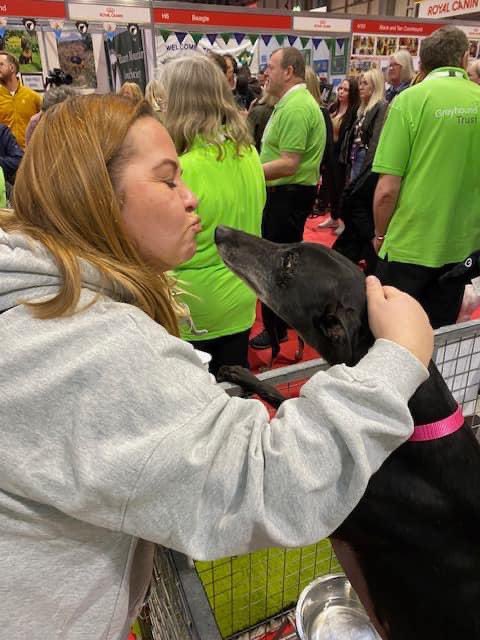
158, 54, 265, 376
144, 77, 166, 119
118, 81, 143, 102
386, 49, 415, 102
0, 92, 432, 638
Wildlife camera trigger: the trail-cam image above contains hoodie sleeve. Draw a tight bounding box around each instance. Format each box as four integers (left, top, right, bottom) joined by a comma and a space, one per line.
116, 317, 427, 559
1, 303, 427, 561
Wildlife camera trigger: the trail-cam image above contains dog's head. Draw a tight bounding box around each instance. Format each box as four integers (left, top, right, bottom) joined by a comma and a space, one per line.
215, 226, 373, 366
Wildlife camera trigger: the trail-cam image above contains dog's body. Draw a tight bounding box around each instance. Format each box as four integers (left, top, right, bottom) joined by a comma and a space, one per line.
215, 226, 480, 640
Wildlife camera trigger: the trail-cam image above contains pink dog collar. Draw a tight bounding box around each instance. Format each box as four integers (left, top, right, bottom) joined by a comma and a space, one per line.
409, 405, 464, 442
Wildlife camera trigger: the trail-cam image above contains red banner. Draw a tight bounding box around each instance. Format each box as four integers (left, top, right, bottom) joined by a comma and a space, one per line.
2, 0, 66, 18
153, 7, 291, 30
352, 19, 444, 36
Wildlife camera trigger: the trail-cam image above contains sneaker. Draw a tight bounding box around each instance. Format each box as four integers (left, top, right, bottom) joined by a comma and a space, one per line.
317, 216, 339, 229
249, 329, 288, 350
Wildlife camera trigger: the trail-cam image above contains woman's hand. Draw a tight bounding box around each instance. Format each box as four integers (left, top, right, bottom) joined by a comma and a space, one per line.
366, 275, 433, 367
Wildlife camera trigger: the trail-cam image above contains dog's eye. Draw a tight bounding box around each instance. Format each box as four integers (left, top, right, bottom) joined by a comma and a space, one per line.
282, 252, 296, 271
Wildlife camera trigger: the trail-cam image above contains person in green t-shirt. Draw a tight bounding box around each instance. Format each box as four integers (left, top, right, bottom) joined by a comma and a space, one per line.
159, 55, 265, 377
250, 47, 326, 351
372, 26, 480, 329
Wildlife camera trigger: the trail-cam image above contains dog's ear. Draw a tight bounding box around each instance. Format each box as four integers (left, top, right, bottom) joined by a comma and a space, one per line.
313, 304, 354, 365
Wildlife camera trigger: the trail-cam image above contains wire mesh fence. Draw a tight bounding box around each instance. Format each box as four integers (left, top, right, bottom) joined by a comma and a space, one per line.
144, 319, 480, 640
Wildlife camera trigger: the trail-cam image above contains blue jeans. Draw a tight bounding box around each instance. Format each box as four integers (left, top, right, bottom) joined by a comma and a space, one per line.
350, 147, 367, 182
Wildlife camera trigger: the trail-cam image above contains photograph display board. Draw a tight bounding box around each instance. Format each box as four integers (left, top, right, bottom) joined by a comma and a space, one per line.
349, 19, 442, 75
2, 29, 42, 74
57, 31, 97, 89
106, 29, 147, 92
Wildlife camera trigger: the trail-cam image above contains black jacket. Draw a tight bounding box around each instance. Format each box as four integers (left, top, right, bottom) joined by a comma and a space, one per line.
0, 125, 23, 184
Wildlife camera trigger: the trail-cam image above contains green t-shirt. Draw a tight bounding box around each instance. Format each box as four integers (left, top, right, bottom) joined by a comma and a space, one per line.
173, 137, 265, 341
260, 86, 325, 187
373, 67, 480, 268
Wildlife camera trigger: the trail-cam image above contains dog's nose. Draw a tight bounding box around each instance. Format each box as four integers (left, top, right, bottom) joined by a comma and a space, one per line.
214, 225, 230, 246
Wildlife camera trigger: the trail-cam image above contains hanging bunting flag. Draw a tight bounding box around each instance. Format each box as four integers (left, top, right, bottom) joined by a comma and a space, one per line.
336, 38, 345, 54
49, 20, 64, 41
287, 35, 297, 47
274, 34, 285, 47
22, 18, 36, 32
234, 33, 245, 45
0, 18, 7, 39
300, 36, 310, 49
248, 34, 258, 45
160, 29, 171, 41
103, 22, 116, 42
176, 32, 188, 45
261, 34, 272, 47
191, 33, 203, 45
312, 38, 323, 50
221, 33, 232, 44
206, 33, 218, 46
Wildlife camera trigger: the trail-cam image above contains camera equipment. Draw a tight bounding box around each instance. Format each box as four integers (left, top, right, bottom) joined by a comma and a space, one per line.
45, 68, 73, 89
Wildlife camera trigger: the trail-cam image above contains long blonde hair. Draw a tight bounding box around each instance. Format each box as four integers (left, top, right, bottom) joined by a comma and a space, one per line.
304, 66, 322, 106
158, 55, 252, 157
2, 94, 182, 335
358, 68, 385, 116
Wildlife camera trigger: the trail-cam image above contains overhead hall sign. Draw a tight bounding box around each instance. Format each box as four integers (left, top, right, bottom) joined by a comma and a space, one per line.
153, 7, 291, 30
418, 0, 479, 18
68, 3, 151, 24
352, 19, 443, 36
1, 0, 66, 18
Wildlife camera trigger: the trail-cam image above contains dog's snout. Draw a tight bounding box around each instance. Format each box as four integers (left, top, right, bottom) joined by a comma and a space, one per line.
214, 225, 232, 246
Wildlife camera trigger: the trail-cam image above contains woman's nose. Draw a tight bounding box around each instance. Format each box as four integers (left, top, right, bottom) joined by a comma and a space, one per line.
182, 184, 198, 211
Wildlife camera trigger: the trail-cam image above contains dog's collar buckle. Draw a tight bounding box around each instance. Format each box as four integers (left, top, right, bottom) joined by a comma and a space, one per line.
409, 405, 464, 442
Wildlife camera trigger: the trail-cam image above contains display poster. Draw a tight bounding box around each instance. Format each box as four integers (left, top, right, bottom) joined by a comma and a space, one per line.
57, 31, 97, 90
106, 30, 147, 92
3, 29, 42, 74
329, 38, 348, 75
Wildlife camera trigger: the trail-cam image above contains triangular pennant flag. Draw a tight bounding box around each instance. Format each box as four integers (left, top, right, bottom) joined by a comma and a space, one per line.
300, 36, 310, 49
49, 20, 64, 41
176, 32, 187, 44
312, 37, 323, 50
248, 34, 258, 45
0, 26, 5, 39
274, 34, 285, 47
234, 32, 245, 45
160, 29, 171, 41
103, 22, 116, 42
221, 33, 232, 44
261, 34, 272, 46
287, 35, 297, 47
191, 32, 203, 45
206, 33, 217, 46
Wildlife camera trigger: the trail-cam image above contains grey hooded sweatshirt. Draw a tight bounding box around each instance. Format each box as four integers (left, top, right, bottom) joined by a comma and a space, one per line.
0, 228, 428, 639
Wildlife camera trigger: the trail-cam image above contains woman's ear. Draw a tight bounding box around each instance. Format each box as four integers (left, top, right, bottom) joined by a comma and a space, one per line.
462, 51, 469, 71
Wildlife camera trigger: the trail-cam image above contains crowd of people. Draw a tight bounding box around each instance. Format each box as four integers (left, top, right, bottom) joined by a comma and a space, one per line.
0, 24, 478, 639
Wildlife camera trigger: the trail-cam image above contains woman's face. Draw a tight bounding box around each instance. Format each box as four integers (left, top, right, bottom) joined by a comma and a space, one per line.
387, 57, 402, 86
337, 80, 350, 104
118, 117, 201, 271
358, 76, 373, 104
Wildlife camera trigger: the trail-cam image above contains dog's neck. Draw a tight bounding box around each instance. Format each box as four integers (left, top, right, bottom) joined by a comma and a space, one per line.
408, 361, 458, 426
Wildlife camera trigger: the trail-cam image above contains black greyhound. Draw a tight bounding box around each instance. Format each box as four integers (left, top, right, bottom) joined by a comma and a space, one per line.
215, 226, 480, 640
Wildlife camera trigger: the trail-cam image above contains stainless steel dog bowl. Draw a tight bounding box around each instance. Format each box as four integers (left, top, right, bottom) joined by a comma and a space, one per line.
295, 574, 381, 640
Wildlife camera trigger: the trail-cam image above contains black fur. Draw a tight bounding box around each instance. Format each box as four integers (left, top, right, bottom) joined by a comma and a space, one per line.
215, 226, 480, 639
